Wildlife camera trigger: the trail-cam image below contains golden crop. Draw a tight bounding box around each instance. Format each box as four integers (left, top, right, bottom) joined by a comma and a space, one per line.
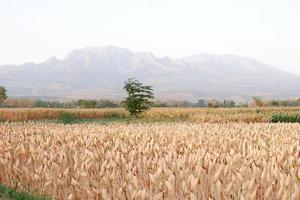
1, 107, 300, 122
0, 122, 299, 199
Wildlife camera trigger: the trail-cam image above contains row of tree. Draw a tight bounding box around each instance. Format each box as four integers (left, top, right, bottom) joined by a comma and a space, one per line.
0, 98, 119, 108
2, 96, 300, 108
2, 79, 300, 116
251, 96, 300, 107
0, 79, 154, 116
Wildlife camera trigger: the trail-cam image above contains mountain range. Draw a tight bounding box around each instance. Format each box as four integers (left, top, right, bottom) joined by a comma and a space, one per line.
1, 45, 300, 102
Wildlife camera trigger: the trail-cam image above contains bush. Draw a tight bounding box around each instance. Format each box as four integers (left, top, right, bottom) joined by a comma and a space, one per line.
271, 113, 300, 123
58, 112, 78, 124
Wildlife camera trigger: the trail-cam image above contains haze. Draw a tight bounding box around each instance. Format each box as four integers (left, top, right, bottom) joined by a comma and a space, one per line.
0, 0, 299, 74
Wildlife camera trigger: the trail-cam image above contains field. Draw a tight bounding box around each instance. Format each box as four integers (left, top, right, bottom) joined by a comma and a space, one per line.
1, 107, 300, 123
0, 120, 299, 199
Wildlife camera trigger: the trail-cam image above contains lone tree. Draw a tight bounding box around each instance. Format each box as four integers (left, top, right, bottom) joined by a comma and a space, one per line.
123, 78, 154, 117
0, 86, 7, 104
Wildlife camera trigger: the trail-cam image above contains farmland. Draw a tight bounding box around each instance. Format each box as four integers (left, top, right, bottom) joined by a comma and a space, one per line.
1, 107, 300, 123
0, 120, 300, 199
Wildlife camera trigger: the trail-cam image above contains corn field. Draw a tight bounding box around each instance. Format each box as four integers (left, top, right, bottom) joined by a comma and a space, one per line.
0, 122, 299, 199
1, 107, 300, 122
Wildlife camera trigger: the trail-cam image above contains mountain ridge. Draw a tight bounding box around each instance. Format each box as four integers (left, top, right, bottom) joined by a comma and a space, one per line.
0, 46, 299, 102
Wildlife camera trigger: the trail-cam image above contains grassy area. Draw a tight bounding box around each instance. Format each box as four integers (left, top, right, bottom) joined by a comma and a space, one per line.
0, 184, 48, 200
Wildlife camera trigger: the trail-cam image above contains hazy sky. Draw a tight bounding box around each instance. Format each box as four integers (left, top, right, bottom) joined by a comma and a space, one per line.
1, 0, 299, 74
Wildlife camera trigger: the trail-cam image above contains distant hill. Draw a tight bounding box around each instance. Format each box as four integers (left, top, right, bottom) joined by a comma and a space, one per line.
1, 45, 300, 102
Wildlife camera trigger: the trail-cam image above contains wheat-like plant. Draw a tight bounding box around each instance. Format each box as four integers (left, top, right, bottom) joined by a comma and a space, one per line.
0, 122, 299, 199
1, 107, 300, 122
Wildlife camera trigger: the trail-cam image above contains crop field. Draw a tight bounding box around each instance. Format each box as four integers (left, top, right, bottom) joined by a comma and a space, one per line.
0, 122, 299, 199
1, 107, 300, 122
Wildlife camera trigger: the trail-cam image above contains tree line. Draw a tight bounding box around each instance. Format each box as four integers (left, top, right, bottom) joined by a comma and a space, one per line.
2, 96, 300, 108
2, 80, 300, 115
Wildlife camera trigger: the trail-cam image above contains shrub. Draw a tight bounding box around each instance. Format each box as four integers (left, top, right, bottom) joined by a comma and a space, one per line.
271, 113, 300, 123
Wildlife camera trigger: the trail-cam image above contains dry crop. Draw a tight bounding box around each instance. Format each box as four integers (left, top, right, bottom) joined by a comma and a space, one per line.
1, 107, 300, 122
0, 122, 299, 199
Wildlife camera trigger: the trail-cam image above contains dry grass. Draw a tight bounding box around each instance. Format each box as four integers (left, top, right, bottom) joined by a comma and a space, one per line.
1, 107, 300, 122
0, 108, 127, 122
0, 122, 299, 199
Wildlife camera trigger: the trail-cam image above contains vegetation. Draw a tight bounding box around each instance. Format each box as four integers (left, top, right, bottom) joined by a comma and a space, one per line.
252, 96, 264, 107
58, 112, 78, 124
3, 96, 300, 109
0, 86, 7, 105
0, 184, 48, 200
207, 99, 236, 108
1, 107, 300, 123
123, 78, 154, 116
271, 113, 300, 123
0, 122, 299, 199
0, 108, 126, 122
1, 98, 120, 109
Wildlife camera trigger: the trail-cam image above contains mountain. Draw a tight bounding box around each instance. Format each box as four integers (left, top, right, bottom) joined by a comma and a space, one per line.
1, 45, 300, 102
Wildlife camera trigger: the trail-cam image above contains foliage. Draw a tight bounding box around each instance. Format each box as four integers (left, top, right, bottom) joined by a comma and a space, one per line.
123, 78, 154, 116
0, 184, 48, 200
222, 100, 236, 108
58, 112, 78, 124
1, 98, 120, 108
271, 113, 300, 123
0, 86, 7, 104
206, 99, 236, 108
3, 96, 300, 108
270, 100, 280, 107
78, 99, 97, 108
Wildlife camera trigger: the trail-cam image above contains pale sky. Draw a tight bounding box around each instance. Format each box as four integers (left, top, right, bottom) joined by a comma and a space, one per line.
0, 0, 299, 74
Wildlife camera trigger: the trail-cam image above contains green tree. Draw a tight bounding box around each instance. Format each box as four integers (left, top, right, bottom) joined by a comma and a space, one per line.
0, 86, 7, 104
123, 78, 154, 117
